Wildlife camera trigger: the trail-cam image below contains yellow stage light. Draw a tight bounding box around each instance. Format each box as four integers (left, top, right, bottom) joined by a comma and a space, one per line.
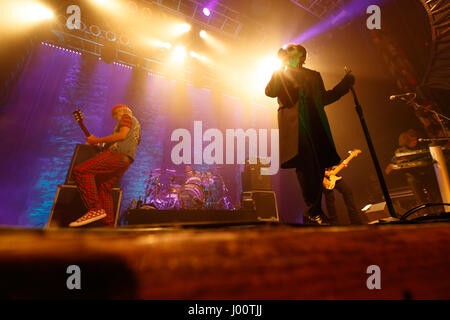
90, 1, 124, 12
246, 56, 282, 94
174, 23, 191, 34
152, 40, 172, 49
8, 1, 54, 23
257, 57, 282, 77
189, 51, 207, 62
171, 45, 186, 62
199, 30, 207, 38
91, 0, 109, 5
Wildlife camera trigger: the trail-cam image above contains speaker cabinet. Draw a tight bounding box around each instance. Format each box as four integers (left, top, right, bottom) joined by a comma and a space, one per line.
65, 144, 99, 185
241, 161, 272, 192
46, 185, 122, 228
363, 202, 391, 223
65, 144, 121, 188
241, 191, 279, 221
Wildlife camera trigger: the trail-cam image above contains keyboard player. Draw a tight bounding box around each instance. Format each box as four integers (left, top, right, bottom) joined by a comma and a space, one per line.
385, 129, 442, 210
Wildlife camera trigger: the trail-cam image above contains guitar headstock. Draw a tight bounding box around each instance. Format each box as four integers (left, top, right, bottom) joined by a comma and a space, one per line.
348, 149, 362, 158
73, 109, 84, 123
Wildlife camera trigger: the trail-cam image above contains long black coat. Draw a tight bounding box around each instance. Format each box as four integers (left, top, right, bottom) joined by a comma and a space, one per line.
265, 67, 352, 169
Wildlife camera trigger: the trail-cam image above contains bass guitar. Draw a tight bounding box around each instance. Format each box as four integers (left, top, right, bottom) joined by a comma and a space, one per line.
323, 149, 362, 190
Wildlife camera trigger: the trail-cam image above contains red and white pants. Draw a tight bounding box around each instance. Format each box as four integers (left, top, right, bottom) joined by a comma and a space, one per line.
73, 151, 130, 227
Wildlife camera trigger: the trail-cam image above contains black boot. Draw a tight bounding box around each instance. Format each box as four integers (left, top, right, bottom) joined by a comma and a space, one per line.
303, 214, 330, 226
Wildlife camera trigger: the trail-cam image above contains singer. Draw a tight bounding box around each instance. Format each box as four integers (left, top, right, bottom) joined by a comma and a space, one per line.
265, 43, 355, 225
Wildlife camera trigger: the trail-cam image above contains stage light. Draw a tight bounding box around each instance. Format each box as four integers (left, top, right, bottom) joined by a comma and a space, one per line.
90, 0, 120, 11
189, 51, 199, 59
9, 2, 54, 23
189, 51, 207, 62
248, 56, 282, 94
202, 8, 211, 16
175, 23, 191, 34
152, 40, 172, 49
92, 0, 108, 5
258, 57, 282, 76
199, 30, 207, 38
171, 45, 186, 62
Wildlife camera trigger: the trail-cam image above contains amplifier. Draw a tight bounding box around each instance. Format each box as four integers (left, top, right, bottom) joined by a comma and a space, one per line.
241, 159, 272, 192
65, 144, 121, 187
241, 191, 279, 221
65, 144, 99, 185
46, 184, 122, 228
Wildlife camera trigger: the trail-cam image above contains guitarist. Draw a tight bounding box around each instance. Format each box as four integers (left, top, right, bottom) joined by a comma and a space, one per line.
69, 104, 141, 227
323, 165, 364, 225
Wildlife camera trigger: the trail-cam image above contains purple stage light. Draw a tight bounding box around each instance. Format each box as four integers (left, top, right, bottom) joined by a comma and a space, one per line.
290, 0, 387, 44
203, 7, 211, 16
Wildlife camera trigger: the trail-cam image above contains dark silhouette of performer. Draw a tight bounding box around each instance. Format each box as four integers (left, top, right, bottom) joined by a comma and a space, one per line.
265, 43, 355, 225
323, 168, 365, 225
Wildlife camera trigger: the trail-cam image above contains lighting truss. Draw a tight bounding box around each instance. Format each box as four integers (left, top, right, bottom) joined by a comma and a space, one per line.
420, 0, 450, 90
41, 0, 272, 89
147, 0, 267, 43
289, 0, 349, 20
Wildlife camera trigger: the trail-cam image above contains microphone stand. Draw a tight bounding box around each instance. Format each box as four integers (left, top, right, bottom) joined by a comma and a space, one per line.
348, 78, 397, 218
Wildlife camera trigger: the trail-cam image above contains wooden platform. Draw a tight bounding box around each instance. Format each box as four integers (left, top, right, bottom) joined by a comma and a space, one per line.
0, 222, 449, 299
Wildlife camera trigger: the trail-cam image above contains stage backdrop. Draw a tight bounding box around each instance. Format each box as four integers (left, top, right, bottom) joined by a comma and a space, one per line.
0, 43, 305, 227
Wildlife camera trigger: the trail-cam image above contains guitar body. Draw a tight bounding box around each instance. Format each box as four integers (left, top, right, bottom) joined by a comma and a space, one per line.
323, 175, 342, 190
322, 149, 362, 190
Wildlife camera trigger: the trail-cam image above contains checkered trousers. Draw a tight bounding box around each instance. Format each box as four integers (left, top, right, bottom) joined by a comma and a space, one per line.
73, 151, 130, 227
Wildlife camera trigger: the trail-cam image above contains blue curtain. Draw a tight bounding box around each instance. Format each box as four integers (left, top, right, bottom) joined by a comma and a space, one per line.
0, 43, 301, 227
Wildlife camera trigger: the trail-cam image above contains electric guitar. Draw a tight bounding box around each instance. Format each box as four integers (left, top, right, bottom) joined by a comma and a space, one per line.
72, 109, 112, 151
323, 149, 362, 190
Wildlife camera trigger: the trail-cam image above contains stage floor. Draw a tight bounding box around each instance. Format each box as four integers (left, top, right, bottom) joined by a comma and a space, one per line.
0, 221, 449, 299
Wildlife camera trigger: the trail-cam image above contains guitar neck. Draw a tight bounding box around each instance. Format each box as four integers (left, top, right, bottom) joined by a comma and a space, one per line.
330, 155, 356, 176
78, 122, 90, 137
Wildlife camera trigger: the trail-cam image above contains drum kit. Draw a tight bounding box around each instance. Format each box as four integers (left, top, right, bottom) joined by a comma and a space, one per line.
144, 166, 234, 210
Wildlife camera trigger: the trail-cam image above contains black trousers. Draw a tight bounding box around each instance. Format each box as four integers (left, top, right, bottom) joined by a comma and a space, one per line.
323, 178, 363, 225
295, 155, 326, 220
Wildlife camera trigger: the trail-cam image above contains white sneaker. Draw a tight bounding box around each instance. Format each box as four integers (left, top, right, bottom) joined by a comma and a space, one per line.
69, 209, 106, 227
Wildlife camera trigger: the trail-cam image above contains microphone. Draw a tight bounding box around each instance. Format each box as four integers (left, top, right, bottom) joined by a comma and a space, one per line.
389, 93, 415, 101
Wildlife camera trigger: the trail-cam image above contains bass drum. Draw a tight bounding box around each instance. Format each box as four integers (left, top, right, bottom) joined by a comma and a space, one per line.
178, 183, 205, 209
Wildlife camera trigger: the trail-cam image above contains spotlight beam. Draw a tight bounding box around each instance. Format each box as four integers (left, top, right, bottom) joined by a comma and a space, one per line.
291, 0, 387, 43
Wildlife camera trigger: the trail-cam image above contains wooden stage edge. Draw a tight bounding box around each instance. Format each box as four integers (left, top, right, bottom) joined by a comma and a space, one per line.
0, 221, 449, 299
